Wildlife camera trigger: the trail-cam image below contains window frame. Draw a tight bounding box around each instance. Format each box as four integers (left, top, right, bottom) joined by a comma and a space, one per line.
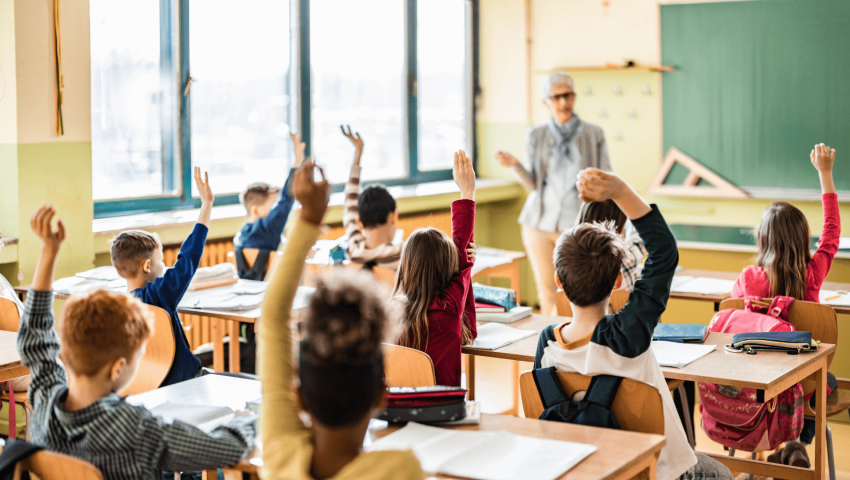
94, 0, 478, 219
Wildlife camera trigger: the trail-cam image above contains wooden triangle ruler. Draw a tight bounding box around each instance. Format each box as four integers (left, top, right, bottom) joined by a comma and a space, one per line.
648, 147, 748, 199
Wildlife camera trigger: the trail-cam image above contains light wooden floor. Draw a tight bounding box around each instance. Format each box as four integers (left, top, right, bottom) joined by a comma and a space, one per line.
468, 355, 850, 479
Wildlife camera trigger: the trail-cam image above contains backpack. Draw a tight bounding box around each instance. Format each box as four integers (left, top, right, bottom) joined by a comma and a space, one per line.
699, 295, 804, 452
532, 367, 622, 430
0, 440, 43, 480
708, 296, 797, 333
234, 247, 271, 281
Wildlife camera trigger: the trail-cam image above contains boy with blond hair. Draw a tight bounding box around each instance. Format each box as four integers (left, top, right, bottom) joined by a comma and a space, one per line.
534, 169, 733, 480
19, 205, 255, 480
110, 167, 213, 385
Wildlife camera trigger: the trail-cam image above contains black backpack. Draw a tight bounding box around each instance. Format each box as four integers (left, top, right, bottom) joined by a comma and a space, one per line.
234, 247, 271, 281
0, 440, 43, 480
532, 367, 623, 430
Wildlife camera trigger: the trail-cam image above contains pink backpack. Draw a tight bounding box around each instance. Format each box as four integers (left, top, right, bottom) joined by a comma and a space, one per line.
699, 296, 804, 452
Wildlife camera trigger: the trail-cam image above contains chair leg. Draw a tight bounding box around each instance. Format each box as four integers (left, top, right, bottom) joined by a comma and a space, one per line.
728, 448, 736, 456
677, 384, 696, 449
748, 452, 756, 480
827, 425, 836, 480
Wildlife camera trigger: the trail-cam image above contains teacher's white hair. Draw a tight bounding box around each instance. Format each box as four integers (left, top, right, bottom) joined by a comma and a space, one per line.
540, 72, 574, 100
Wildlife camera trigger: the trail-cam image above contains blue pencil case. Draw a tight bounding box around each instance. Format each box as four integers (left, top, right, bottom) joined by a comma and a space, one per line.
472, 283, 517, 311
726, 331, 818, 355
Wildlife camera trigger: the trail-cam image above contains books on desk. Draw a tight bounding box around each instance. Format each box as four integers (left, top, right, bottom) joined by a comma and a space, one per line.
368, 422, 596, 480
149, 402, 241, 433
652, 323, 709, 343
651, 341, 716, 368
477, 306, 533, 323
671, 276, 735, 295
476, 301, 505, 313
471, 323, 536, 350
53, 275, 126, 296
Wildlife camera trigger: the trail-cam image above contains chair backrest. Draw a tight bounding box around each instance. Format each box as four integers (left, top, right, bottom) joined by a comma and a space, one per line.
0, 297, 20, 332
383, 343, 436, 387
519, 370, 665, 436
121, 305, 176, 396
718, 297, 838, 397
227, 249, 281, 281
555, 289, 631, 317
13, 450, 104, 480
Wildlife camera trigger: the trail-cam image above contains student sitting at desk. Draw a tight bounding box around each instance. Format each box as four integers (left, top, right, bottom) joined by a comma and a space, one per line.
19, 205, 256, 480
233, 132, 306, 279
576, 199, 646, 291
110, 167, 213, 386
534, 168, 733, 480
732, 143, 841, 448
260, 162, 423, 480
393, 150, 478, 387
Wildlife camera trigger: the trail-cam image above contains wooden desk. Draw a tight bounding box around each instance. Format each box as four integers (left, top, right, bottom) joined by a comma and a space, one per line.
464, 320, 836, 480
222, 414, 665, 480
671, 269, 738, 310
127, 374, 261, 411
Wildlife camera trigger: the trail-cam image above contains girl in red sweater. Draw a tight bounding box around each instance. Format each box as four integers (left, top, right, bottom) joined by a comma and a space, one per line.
732, 143, 840, 302
393, 150, 478, 386
731, 144, 840, 448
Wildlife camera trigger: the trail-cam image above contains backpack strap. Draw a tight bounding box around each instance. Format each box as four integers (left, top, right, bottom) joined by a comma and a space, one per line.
584, 375, 623, 411
767, 296, 796, 320
0, 439, 43, 480
532, 367, 569, 409
235, 247, 272, 281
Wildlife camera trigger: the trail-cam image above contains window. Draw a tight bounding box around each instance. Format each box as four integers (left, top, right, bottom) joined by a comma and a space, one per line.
92, 0, 475, 218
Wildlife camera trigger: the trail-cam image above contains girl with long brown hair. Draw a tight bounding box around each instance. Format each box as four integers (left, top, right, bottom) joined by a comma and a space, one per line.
393, 150, 478, 386
731, 143, 840, 302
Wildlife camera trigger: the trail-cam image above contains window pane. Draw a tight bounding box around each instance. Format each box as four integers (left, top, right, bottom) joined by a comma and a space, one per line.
417, 0, 470, 171
91, 0, 170, 200
190, 0, 292, 196
310, 0, 406, 184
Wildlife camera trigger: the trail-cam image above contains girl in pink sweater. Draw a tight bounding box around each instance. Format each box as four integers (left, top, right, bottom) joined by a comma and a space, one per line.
732, 144, 840, 302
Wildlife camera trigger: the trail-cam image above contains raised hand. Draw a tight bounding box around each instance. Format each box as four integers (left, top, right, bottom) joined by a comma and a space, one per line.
30, 205, 66, 254
293, 162, 331, 226
340, 125, 364, 166
810, 143, 835, 174
291, 133, 307, 168
576, 168, 624, 203
195, 167, 214, 206
495, 151, 519, 168
467, 242, 477, 263
453, 150, 476, 201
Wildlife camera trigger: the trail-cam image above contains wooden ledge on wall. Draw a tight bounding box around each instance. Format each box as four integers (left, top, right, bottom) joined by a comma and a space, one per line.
648, 147, 749, 199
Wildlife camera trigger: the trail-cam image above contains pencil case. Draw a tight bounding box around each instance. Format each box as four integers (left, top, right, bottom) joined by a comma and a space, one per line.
725, 331, 818, 355
385, 386, 467, 407
472, 283, 517, 311
378, 401, 467, 424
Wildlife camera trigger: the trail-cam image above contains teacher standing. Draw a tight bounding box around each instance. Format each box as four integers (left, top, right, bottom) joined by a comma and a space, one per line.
496, 72, 611, 315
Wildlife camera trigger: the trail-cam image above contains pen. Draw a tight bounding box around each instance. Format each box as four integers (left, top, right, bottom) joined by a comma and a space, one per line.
824, 294, 842, 302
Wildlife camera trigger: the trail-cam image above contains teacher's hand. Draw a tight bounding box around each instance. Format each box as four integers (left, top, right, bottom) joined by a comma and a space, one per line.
495, 151, 519, 168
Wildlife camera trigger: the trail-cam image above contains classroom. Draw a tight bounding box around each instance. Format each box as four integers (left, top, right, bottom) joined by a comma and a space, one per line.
1, 0, 849, 479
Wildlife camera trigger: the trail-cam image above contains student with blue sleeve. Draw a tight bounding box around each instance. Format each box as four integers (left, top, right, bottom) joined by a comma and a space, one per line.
111, 167, 215, 386
233, 132, 306, 279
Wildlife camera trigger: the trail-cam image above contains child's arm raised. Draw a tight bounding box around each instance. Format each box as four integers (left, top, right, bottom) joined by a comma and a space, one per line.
195, 167, 214, 227
809, 144, 840, 289
577, 169, 678, 357
17, 206, 69, 407
341, 126, 371, 257
247, 136, 305, 243
341, 125, 364, 167
451, 150, 477, 345
261, 163, 329, 447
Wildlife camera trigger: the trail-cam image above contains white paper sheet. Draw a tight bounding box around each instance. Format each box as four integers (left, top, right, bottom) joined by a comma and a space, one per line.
75, 266, 122, 281
819, 289, 850, 306
651, 341, 716, 368
471, 323, 536, 350
149, 402, 238, 432
471, 254, 514, 276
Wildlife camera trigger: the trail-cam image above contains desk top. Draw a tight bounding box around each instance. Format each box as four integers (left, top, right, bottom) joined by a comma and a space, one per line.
228, 414, 665, 480
670, 269, 739, 303
463, 316, 835, 398
0, 331, 21, 370
127, 374, 261, 410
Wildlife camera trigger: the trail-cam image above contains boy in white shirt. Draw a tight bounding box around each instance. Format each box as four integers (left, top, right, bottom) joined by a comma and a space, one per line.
535, 168, 733, 480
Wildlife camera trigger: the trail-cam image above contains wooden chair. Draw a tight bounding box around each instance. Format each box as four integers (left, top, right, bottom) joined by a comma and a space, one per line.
347, 262, 397, 288
0, 297, 19, 332
554, 289, 631, 317
383, 344, 436, 387
226, 249, 282, 281
12, 450, 104, 480
519, 370, 664, 435
718, 297, 845, 479
121, 305, 176, 396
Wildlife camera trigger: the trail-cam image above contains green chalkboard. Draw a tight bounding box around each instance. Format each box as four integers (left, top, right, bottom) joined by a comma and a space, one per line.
661, 0, 850, 195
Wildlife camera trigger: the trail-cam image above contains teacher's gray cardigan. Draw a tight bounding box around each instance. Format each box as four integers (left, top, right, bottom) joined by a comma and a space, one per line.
514, 121, 611, 231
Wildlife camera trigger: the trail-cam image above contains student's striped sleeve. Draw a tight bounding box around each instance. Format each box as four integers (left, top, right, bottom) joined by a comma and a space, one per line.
343, 165, 364, 245
16, 290, 67, 408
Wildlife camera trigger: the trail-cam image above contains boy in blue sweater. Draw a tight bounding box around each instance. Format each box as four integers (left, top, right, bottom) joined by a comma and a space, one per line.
111, 167, 214, 386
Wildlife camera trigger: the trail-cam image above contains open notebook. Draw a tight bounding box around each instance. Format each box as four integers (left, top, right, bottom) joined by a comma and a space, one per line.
149, 402, 240, 433
367, 422, 597, 480
471, 323, 536, 350
650, 341, 716, 368
671, 276, 735, 295
819, 289, 850, 307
